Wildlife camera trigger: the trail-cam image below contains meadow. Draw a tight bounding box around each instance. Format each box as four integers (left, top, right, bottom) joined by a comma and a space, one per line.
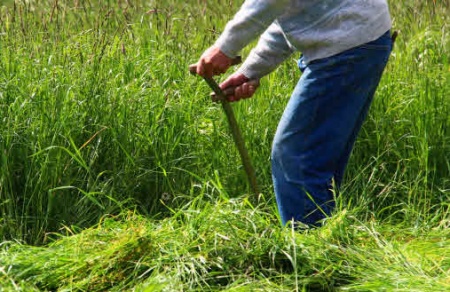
0, 0, 449, 290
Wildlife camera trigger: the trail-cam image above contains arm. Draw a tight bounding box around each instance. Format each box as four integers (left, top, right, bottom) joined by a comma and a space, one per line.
196, 0, 290, 78
214, 0, 291, 58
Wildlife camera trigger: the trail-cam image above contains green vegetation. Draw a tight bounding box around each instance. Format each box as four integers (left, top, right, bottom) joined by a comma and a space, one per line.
2, 197, 450, 291
0, 0, 449, 290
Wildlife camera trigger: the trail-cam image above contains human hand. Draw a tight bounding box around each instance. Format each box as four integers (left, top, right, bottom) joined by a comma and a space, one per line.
220, 73, 260, 102
196, 46, 233, 78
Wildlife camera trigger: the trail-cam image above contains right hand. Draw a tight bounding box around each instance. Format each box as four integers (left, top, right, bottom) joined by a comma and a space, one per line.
220, 73, 260, 102
195, 46, 233, 78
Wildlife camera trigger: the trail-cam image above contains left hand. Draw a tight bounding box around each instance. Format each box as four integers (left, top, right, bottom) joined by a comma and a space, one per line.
196, 46, 233, 78
220, 73, 260, 102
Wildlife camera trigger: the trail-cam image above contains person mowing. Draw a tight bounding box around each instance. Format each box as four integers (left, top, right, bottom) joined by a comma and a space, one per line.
195, 0, 393, 227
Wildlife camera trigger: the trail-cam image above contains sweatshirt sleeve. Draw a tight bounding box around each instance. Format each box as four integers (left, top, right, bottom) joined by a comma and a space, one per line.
213, 0, 291, 58
236, 22, 296, 79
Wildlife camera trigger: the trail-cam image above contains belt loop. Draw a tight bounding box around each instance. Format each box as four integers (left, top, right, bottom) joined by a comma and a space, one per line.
391, 31, 399, 49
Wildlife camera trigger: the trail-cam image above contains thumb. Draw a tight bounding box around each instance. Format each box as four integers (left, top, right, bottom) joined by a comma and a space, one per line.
220, 73, 249, 90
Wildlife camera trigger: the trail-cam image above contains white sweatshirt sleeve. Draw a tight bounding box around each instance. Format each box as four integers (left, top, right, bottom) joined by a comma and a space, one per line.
236, 22, 295, 79
214, 0, 290, 58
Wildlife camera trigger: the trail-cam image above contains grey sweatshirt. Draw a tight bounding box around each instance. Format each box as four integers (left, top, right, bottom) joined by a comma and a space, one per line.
214, 0, 392, 79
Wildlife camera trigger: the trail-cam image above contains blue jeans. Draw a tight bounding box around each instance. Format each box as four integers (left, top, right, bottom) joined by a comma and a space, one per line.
271, 30, 393, 226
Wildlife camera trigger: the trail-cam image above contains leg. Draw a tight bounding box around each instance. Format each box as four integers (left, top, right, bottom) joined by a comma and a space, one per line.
272, 31, 392, 226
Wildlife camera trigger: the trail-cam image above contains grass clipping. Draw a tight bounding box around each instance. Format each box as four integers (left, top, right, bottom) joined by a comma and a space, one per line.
1, 196, 450, 291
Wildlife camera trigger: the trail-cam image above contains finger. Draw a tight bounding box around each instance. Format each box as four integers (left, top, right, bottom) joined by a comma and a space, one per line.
227, 85, 253, 102
235, 83, 248, 98
197, 59, 212, 77
229, 94, 242, 102
203, 62, 213, 78
226, 87, 240, 102
220, 77, 236, 90
196, 59, 204, 76
247, 82, 257, 94
220, 74, 248, 90
222, 87, 235, 96
242, 83, 251, 96
248, 84, 256, 95
234, 86, 244, 100
220, 75, 240, 89
244, 85, 255, 99
197, 57, 214, 78
240, 82, 258, 99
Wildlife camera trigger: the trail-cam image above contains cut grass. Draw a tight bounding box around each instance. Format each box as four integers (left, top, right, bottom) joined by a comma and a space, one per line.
1, 196, 450, 291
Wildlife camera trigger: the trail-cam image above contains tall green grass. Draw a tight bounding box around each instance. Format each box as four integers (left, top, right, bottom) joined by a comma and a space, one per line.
0, 0, 246, 243
0, 0, 449, 240
344, 0, 450, 224
0, 0, 449, 290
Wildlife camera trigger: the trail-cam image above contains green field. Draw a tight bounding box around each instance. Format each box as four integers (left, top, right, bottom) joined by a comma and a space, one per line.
0, 0, 449, 291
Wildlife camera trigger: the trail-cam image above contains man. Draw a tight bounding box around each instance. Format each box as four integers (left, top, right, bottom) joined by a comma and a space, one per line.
195, 0, 393, 227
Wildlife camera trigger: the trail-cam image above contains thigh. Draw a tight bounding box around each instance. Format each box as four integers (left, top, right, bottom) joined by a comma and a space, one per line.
273, 34, 392, 183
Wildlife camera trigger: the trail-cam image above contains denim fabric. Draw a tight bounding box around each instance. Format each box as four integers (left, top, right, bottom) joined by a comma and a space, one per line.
271, 30, 393, 226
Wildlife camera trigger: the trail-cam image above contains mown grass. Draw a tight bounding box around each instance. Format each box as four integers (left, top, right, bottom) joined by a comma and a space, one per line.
2, 196, 450, 291
0, 0, 449, 290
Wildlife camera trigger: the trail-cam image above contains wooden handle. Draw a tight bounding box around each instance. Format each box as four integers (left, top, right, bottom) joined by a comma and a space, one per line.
211, 87, 235, 102
200, 76, 260, 196
189, 56, 242, 75
188, 60, 260, 196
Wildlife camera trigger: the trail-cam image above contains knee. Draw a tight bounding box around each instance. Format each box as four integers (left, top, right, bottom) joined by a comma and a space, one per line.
271, 133, 290, 171
270, 137, 282, 165
270, 137, 306, 184
271, 138, 328, 187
